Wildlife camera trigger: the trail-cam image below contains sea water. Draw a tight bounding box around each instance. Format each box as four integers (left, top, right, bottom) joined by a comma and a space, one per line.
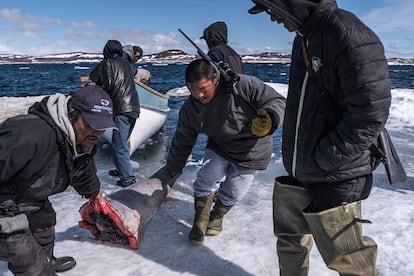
0, 62, 413, 183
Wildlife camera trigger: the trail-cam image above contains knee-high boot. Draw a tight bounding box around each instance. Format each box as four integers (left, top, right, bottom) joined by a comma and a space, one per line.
273, 176, 313, 276
303, 201, 378, 276
206, 199, 233, 236
189, 193, 215, 245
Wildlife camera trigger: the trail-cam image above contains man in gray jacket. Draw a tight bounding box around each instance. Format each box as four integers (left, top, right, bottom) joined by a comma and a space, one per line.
123, 44, 152, 85
249, 0, 391, 275
166, 59, 286, 245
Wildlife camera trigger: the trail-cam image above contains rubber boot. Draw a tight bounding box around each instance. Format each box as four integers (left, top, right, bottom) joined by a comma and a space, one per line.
303, 201, 379, 276
206, 199, 233, 236
273, 176, 313, 276
52, 256, 76, 272
189, 193, 215, 245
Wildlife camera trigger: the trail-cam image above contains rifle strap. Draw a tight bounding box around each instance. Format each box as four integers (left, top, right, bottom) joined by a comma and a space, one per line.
368, 143, 385, 162
301, 37, 340, 127
300, 39, 312, 74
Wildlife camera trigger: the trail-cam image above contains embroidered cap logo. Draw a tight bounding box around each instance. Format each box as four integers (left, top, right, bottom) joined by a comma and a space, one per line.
91, 98, 113, 114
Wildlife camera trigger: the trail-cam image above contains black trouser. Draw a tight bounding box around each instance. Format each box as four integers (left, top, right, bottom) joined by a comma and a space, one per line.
0, 228, 55, 275
307, 174, 373, 212
0, 199, 56, 275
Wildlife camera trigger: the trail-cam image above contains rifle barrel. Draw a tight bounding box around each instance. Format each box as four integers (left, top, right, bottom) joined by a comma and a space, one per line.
178, 28, 211, 61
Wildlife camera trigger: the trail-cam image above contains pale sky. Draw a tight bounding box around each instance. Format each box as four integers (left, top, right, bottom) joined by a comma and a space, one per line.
0, 0, 413, 58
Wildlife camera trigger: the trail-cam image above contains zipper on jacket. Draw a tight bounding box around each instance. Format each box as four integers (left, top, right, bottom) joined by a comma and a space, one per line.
292, 71, 309, 178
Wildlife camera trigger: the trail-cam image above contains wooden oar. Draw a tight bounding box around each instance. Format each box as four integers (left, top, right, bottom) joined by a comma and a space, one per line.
135, 80, 169, 99
80, 76, 90, 82
79, 76, 169, 99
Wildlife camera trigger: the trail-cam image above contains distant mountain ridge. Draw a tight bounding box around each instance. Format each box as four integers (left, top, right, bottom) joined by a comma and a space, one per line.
0, 49, 412, 65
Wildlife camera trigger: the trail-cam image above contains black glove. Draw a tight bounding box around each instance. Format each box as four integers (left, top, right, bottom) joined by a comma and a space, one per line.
152, 166, 182, 188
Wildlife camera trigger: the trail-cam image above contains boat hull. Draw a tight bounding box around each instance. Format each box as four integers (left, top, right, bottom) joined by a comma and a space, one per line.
99, 81, 170, 156
100, 107, 167, 155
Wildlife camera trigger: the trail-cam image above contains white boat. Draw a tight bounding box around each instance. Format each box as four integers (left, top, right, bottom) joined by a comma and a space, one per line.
74, 65, 90, 70
99, 80, 170, 156
152, 62, 168, 66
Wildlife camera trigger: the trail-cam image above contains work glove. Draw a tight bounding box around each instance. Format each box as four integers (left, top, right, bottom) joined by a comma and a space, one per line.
0, 214, 29, 234
152, 166, 182, 188
251, 108, 272, 137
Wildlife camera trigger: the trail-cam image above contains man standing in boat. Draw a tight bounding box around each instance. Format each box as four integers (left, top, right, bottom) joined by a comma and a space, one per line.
123, 44, 152, 85
166, 59, 286, 245
90, 40, 140, 187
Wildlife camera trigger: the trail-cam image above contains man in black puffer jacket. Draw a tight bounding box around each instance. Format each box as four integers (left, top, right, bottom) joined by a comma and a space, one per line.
0, 86, 117, 275
249, 0, 391, 275
90, 40, 140, 187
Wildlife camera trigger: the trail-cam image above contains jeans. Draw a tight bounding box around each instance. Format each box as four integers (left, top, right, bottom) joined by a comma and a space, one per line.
112, 115, 136, 181
193, 148, 257, 206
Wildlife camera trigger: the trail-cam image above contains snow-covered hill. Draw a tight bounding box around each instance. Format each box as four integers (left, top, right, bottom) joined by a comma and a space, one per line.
0, 49, 290, 64
0, 50, 412, 65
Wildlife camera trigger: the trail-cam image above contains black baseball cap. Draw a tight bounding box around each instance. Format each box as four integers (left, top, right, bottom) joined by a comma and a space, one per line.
248, 0, 302, 30
248, 2, 267, 14
71, 86, 117, 130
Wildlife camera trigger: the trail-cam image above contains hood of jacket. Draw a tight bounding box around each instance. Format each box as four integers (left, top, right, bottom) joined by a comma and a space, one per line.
201, 21, 228, 49
45, 94, 76, 148
249, 0, 322, 31
103, 40, 123, 59
122, 45, 134, 63
29, 94, 92, 157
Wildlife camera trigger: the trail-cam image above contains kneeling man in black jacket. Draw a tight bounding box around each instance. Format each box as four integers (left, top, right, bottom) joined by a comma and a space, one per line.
0, 85, 117, 275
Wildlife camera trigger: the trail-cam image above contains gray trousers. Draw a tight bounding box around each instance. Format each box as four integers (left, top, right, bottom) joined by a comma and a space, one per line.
193, 148, 256, 206
0, 226, 55, 275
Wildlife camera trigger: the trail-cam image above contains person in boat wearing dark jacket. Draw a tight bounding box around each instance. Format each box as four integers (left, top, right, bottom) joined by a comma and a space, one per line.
123, 44, 152, 85
248, 0, 391, 275
166, 59, 286, 245
122, 44, 143, 64
90, 40, 140, 187
0, 86, 116, 275
201, 21, 244, 74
